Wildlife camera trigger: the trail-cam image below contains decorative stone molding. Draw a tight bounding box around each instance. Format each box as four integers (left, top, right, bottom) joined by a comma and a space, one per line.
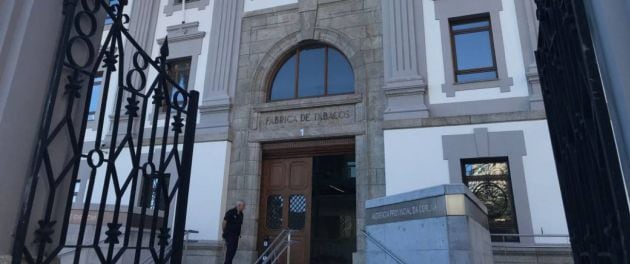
383, 86, 429, 120
526, 67, 544, 111
442, 128, 535, 243
434, 0, 514, 97
157, 22, 206, 45
164, 0, 211, 16
155, 21, 205, 95
381, 0, 429, 120
250, 28, 364, 106
148, 22, 205, 124
297, 0, 318, 41
253, 94, 362, 113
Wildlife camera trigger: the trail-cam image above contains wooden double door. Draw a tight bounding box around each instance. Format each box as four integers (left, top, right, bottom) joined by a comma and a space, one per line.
259, 157, 312, 263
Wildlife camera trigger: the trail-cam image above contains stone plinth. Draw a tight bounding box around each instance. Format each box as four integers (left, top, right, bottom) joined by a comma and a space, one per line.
364, 184, 493, 264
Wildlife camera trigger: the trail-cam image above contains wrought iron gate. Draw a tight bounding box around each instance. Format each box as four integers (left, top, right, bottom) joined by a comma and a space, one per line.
535, 0, 630, 263
12, 0, 199, 263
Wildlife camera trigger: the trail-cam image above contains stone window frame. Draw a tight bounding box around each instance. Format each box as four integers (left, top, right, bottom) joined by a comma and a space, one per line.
154, 22, 205, 117
161, 57, 193, 112
164, 0, 211, 16
442, 128, 534, 244
250, 29, 367, 111
434, 0, 513, 97
460, 156, 520, 242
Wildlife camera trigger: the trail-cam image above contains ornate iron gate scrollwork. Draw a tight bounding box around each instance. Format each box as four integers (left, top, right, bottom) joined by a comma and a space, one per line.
535, 0, 630, 263
12, 0, 199, 263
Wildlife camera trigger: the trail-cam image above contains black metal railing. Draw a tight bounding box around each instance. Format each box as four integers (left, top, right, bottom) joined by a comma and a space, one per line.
535, 0, 630, 262
12, 0, 199, 263
360, 230, 405, 264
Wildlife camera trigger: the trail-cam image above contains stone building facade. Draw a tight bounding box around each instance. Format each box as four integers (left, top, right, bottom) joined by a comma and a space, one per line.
67, 0, 572, 263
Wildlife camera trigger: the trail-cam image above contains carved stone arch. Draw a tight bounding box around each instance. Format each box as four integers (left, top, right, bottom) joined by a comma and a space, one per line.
250, 27, 366, 105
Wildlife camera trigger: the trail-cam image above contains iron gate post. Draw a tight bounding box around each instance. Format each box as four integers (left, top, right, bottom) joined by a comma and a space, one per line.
171, 90, 199, 264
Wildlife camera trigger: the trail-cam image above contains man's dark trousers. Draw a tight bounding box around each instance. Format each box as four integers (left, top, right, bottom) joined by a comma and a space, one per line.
224, 234, 239, 264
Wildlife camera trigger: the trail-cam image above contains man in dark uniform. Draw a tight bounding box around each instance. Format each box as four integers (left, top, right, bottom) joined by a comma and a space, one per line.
222, 200, 245, 264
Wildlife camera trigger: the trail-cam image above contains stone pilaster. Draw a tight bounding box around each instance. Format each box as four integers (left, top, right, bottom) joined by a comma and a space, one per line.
199, 0, 245, 138
513, 0, 544, 111
381, 0, 429, 120
107, 0, 161, 139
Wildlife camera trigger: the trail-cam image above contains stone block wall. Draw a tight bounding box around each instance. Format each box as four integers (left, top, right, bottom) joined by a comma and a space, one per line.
229, 0, 385, 262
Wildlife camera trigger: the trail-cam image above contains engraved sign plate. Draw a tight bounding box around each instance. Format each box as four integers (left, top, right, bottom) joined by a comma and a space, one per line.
258, 104, 355, 130
365, 196, 447, 225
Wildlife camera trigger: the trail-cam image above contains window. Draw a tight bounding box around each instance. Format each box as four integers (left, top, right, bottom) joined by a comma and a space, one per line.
266, 195, 284, 229
72, 179, 81, 203
461, 157, 519, 242
269, 44, 354, 101
88, 74, 103, 121
163, 57, 191, 111
140, 173, 171, 210
105, 0, 119, 25
288, 194, 307, 230
449, 14, 498, 83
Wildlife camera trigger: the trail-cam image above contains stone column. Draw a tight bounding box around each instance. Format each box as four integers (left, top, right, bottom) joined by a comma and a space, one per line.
381, 0, 429, 120
199, 0, 245, 139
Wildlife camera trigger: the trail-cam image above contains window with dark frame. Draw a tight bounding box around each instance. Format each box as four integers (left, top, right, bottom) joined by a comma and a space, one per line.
269, 44, 354, 101
174, 0, 200, 3
266, 195, 284, 229
461, 157, 519, 242
140, 173, 171, 210
72, 179, 81, 203
163, 57, 192, 112
449, 14, 498, 83
88, 73, 103, 121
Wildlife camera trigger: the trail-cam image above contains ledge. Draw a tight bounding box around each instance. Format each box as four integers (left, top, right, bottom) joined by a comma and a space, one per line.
365, 184, 484, 211
442, 77, 514, 97
492, 244, 573, 256
185, 240, 224, 251
253, 94, 362, 113
383, 110, 547, 130
243, 3, 299, 17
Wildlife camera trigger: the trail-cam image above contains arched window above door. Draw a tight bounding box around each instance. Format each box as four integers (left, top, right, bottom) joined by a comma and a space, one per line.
269, 44, 354, 101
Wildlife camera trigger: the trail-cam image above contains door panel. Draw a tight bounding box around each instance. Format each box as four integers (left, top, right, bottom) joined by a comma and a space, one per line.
289, 162, 308, 189
260, 158, 312, 264
269, 162, 287, 190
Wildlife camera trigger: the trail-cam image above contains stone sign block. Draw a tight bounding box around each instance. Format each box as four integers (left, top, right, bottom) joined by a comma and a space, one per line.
364, 184, 494, 264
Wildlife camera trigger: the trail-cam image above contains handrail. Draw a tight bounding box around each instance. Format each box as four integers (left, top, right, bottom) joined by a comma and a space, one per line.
256, 229, 289, 262
490, 233, 571, 245
254, 229, 293, 264
361, 230, 406, 264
